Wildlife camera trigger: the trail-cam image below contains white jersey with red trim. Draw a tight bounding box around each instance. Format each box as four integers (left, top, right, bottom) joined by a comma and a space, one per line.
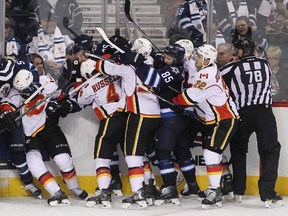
95, 60, 160, 117
1, 75, 59, 136
174, 64, 239, 124
77, 73, 124, 121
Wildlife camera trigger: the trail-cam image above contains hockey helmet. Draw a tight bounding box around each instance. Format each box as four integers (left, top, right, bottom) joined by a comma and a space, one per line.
80, 59, 97, 80
175, 39, 194, 55
131, 38, 152, 57
164, 44, 185, 64
13, 69, 33, 91
196, 44, 217, 65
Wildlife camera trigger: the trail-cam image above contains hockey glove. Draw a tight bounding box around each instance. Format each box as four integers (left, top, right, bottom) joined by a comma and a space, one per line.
170, 104, 186, 115
0, 110, 19, 132
21, 82, 42, 99
113, 51, 145, 67
152, 52, 165, 69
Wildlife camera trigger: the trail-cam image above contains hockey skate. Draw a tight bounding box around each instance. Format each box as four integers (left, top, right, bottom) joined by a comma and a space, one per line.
86, 188, 112, 208
144, 179, 157, 206
121, 187, 147, 209
109, 175, 123, 197
264, 194, 284, 209
47, 190, 71, 206
23, 183, 42, 199
221, 174, 234, 201
233, 194, 242, 203
71, 187, 89, 200
181, 182, 200, 199
154, 185, 180, 206
201, 187, 222, 209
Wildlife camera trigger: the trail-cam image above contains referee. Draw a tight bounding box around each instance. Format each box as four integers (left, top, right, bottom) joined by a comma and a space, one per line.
220, 38, 283, 208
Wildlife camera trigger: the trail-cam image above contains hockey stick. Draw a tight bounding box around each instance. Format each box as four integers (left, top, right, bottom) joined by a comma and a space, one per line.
14, 72, 101, 122
14, 84, 46, 114
124, 0, 161, 52
95, 27, 125, 53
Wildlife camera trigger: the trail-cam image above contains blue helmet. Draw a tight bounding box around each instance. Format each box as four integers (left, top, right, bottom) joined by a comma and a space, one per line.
164, 44, 185, 64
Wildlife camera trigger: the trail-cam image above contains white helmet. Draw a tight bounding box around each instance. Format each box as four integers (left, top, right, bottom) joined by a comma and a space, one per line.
175, 39, 194, 55
196, 44, 217, 65
131, 38, 152, 57
80, 59, 96, 80
13, 69, 33, 91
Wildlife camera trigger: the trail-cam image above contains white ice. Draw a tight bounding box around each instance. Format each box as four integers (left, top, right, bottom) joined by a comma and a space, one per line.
0, 195, 287, 216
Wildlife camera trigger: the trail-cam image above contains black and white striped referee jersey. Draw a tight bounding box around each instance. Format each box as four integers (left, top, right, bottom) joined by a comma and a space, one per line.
220, 55, 272, 110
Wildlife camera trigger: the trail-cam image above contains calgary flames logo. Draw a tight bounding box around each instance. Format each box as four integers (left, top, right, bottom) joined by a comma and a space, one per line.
23, 94, 46, 117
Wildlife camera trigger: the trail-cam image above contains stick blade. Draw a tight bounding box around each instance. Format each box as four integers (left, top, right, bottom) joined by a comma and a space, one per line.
124, 0, 133, 21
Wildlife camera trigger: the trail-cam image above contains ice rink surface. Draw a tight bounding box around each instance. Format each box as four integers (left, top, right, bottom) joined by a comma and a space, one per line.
0, 195, 287, 216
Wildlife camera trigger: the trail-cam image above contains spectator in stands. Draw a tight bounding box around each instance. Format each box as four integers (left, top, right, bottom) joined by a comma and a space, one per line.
36, 0, 83, 39
28, 7, 74, 80
4, 17, 27, 61
27, 53, 46, 76
5, 0, 39, 44
231, 16, 268, 54
213, 0, 257, 41
266, 45, 288, 102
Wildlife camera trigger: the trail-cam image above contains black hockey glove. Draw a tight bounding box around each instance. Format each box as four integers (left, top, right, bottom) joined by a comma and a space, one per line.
21, 82, 42, 99
113, 51, 145, 67
170, 104, 186, 115
153, 52, 165, 69
0, 110, 19, 132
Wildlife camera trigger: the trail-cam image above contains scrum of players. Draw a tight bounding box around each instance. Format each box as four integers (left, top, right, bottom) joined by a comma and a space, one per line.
0, 32, 282, 210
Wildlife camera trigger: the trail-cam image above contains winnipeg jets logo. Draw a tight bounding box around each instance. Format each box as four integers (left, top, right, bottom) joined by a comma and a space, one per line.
171, 66, 180, 74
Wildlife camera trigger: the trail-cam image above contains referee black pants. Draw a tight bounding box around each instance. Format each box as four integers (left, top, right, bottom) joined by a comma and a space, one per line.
230, 107, 281, 201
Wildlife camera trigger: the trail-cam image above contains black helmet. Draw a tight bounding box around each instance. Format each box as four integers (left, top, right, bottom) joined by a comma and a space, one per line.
109, 35, 132, 51
233, 38, 255, 55
233, 38, 255, 50
74, 34, 93, 51
164, 44, 185, 64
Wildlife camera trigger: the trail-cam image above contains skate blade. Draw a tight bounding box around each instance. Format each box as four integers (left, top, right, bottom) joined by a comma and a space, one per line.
265, 200, 284, 209
36, 195, 43, 199
154, 198, 180, 206
49, 199, 72, 207
223, 192, 234, 201
111, 189, 123, 197
146, 198, 155, 206
202, 201, 222, 209
86, 200, 111, 208
181, 194, 199, 199
121, 201, 148, 209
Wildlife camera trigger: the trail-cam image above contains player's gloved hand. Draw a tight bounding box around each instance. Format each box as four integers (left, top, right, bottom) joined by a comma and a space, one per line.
21, 82, 42, 99
57, 99, 74, 117
46, 101, 61, 118
152, 52, 165, 69
113, 50, 145, 67
170, 104, 186, 115
0, 110, 19, 132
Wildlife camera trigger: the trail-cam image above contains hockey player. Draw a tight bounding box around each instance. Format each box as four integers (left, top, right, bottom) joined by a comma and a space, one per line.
124, 43, 200, 206
76, 55, 136, 208
0, 69, 88, 206
0, 57, 41, 198
172, 44, 239, 209
174, 0, 206, 47
95, 37, 161, 209
117, 38, 161, 209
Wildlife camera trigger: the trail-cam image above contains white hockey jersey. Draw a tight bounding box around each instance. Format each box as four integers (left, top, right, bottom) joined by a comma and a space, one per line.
173, 64, 239, 124
1, 75, 59, 136
95, 60, 160, 117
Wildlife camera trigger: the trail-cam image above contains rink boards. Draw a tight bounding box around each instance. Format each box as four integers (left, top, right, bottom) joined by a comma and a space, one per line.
1, 105, 288, 197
